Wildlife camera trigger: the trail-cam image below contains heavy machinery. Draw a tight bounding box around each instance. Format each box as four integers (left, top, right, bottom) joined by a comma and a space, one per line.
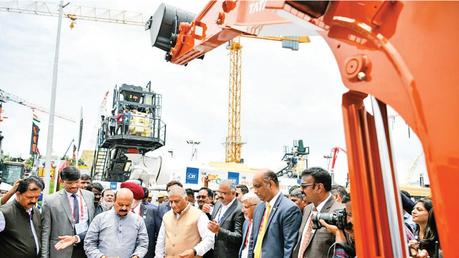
278, 139, 309, 178
146, 1, 459, 257
90, 82, 166, 184
0, 159, 25, 185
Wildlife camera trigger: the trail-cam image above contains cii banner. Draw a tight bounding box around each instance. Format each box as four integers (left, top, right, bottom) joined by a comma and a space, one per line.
30, 112, 40, 155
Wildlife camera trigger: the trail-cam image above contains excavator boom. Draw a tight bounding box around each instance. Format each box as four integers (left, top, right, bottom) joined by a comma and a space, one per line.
148, 1, 459, 257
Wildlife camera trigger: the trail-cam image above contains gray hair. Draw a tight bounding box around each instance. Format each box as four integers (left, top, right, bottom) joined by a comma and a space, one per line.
241, 192, 260, 205
168, 185, 187, 198
220, 180, 236, 191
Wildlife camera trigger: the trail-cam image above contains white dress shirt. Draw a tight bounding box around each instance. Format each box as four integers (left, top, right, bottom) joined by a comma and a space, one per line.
27, 208, 40, 255
154, 204, 215, 258
215, 197, 236, 222
240, 220, 253, 258
66, 190, 89, 242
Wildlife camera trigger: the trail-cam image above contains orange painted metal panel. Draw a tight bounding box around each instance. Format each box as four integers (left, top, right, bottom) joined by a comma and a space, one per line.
165, 1, 459, 257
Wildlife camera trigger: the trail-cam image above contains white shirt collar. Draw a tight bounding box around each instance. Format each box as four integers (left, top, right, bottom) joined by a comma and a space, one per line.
316, 193, 332, 212
267, 191, 282, 208
65, 189, 80, 197
222, 197, 236, 209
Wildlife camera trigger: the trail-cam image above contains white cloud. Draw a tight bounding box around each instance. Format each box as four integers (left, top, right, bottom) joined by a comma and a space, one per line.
0, 0, 426, 187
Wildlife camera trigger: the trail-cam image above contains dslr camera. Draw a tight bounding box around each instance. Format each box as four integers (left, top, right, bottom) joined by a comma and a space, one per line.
312, 208, 347, 229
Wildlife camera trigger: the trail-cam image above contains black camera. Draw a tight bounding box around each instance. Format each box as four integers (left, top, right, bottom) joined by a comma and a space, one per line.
312, 208, 347, 230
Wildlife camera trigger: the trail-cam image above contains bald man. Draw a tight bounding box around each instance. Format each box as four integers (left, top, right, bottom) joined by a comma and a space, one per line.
249, 170, 302, 258
84, 188, 148, 258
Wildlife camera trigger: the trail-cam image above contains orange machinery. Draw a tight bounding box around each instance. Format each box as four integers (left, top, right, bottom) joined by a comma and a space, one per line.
147, 1, 459, 257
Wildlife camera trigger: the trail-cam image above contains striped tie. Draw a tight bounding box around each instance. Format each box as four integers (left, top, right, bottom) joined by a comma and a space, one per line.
298, 208, 318, 257
254, 203, 271, 258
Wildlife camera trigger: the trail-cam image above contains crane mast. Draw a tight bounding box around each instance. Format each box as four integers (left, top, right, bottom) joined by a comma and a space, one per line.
225, 38, 243, 163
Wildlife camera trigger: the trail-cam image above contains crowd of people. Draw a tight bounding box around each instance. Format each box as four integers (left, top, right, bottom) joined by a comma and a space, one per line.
0, 166, 441, 258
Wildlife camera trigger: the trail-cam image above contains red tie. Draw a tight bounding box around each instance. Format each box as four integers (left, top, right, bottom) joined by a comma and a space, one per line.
244, 221, 252, 247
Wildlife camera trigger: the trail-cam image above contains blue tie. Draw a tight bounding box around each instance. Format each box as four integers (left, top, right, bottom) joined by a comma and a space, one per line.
71, 193, 79, 223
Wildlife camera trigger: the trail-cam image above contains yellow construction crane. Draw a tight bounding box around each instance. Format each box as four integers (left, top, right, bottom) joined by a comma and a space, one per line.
1, 1, 309, 164
225, 35, 309, 163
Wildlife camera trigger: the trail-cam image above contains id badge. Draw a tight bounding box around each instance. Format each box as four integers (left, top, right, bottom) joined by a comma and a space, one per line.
75, 222, 88, 235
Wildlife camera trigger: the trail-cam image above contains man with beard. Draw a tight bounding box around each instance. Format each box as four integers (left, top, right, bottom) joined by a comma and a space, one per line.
84, 188, 148, 258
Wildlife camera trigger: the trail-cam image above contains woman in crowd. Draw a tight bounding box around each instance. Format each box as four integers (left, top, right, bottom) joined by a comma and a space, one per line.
410, 198, 441, 258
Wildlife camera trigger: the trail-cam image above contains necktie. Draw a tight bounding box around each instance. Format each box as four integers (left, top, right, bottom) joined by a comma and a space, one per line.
298, 207, 318, 257
254, 203, 271, 258
244, 221, 252, 248
71, 193, 80, 223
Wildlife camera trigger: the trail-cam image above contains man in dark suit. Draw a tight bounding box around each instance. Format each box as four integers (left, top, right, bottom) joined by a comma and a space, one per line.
294, 167, 344, 258
120, 182, 161, 258
249, 170, 302, 258
208, 180, 244, 258
0, 176, 44, 258
41, 167, 95, 258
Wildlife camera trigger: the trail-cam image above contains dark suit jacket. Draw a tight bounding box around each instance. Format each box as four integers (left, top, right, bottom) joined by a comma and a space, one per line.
158, 201, 170, 220
248, 194, 302, 258
211, 199, 244, 258
140, 203, 161, 258
293, 196, 344, 258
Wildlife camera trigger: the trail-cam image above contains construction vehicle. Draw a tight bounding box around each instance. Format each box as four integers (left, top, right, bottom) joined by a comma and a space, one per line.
278, 139, 309, 178
0, 159, 25, 185
147, 1, 459, 257
90, 82, 166, 184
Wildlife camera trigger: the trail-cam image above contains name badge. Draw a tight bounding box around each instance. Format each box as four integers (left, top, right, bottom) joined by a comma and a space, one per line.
75, 222, 88, 235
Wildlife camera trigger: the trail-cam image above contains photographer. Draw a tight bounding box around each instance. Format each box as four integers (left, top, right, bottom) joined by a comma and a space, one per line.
318, 195, 355, 258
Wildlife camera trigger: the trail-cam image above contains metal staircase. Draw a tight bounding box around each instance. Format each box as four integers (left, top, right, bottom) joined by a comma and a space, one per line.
91, 147, 108, 180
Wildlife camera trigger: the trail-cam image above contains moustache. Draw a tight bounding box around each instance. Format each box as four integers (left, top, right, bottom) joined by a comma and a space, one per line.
120, 209, 128, 213
28, 202, 36, 206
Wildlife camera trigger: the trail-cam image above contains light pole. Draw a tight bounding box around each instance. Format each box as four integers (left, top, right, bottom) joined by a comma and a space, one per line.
186, 140, 200, 161
44, 0, 67, 195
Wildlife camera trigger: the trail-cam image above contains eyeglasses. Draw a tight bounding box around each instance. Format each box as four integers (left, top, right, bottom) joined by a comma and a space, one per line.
242, 204, 257, 209
196, 195, 208, 199
301, 183, 314, 189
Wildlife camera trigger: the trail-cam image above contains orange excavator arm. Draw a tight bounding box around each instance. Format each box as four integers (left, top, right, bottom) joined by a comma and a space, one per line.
147, 1, 459, 257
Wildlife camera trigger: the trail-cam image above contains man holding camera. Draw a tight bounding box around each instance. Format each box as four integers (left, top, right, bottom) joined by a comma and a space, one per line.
319, 195, 355, 257
294, 167, 344, 258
